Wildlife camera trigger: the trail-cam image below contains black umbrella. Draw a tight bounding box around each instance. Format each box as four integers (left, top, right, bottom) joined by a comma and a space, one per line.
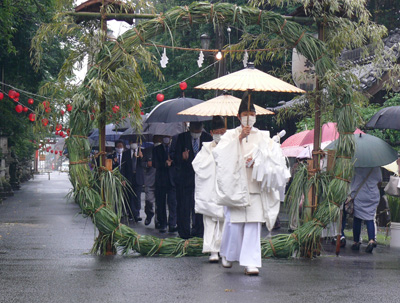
366, 106, 400, 130
325, 133, 397, 167
145, 97, 211, 123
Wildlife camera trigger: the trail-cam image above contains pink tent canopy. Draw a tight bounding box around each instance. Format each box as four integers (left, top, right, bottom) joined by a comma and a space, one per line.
281, 122, 364, 157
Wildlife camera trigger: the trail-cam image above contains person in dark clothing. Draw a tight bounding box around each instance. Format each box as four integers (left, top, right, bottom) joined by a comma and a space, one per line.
173, 122, 213, 239
153, 135, 177, 233
121, 139, 144, 222
107, 140, 125, 171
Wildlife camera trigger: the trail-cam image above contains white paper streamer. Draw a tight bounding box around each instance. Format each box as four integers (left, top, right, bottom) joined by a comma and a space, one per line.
197, 51, 204, 68
160, 48, 169, 68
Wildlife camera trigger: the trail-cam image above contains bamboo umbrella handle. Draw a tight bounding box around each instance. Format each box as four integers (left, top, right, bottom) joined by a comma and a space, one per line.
246, 90, 251, 143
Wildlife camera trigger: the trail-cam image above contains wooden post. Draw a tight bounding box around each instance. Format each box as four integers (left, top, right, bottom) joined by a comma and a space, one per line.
99, 0, 107, 168
311, 21, 325, 214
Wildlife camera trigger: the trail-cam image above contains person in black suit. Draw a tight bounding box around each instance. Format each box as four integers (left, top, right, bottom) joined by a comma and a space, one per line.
153, 135, 177, 233
121, 139, 144, 222
107, 140, 125, 171
173, 122, 213, 239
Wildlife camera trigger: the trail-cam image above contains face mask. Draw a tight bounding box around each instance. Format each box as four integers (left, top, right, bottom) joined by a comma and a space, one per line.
191, 132, 201, 139
154, 142, 161, 147
241, 115, 256, 127
130, 143, 138, 150
213, 134, 222, 143
116, 148, 123, 154
163, 137, 170, 144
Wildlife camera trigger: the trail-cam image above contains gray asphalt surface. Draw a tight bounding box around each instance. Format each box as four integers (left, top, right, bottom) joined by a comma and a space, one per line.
1, 173, 400, 303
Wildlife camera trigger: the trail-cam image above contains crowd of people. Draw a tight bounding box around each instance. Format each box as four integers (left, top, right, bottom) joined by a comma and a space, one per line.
105, 98, 290, 276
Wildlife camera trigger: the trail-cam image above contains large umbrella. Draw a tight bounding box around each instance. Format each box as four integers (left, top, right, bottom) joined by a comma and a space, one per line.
88, 124, 123, 145
281, 122, 364, 157
119, 122, 185, 142
325, 133, 398, 167
177, 94, 274, 116
366, 106, 400, 130
145, 97, 211, 123
195, 63, 306, 93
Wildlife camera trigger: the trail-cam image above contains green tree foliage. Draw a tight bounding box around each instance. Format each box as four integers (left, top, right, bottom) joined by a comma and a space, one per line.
0, 0, 68, 160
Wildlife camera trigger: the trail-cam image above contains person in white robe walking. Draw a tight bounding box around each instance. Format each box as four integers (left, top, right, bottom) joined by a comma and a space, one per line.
213, 97, 290, 275
192, 116, 226, 263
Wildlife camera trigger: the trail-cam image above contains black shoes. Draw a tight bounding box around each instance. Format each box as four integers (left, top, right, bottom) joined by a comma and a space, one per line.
145, 214, 154, 226
135, 217, 142, 223
168, 225, 178, 233
159, 227, 167, 233
365, 241, 377, 253
351, 242, 361, 251
340, 237, 346, 248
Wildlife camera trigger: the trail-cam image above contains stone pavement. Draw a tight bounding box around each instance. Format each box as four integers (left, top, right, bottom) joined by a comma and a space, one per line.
0, 173, 400, 303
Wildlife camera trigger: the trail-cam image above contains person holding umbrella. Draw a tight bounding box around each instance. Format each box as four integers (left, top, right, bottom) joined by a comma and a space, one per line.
173, 122, 212, 239
121, 139, 144, 222
213, 98, 290, 275
192, 116, 226, 263
350, 167, 382, 253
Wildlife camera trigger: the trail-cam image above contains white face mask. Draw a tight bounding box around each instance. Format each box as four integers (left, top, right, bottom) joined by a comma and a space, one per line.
241, 115, 256, 127
191, 132, 201, 139
130, 143, 138, 150
213, 134, 222, 143
116, 148, 123, 154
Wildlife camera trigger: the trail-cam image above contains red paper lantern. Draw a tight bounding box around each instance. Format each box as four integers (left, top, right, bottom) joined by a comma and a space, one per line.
55, 151, 58, 155
179, 82, 188, 90
14, 97, 19, 103
66, 104, 72, 112
42, 118, 49, 126
140, 111, 144, 115
15, 92, 20, 98
42, 101, 49, 108
139, 100, 143, 108
28, 98, 34, 105
66, 129, 70, 136
8, 90, 16, 99
45, 107, 51, 113
28, 113, 36, 122
60, 110, 65, 116
56, 124, 62, 131
156, 93, 164, 102
59, 131, 64, 137
55, 131, 59, 136
112, 105, 120, 113
23, 107, 28, 112
90, 114, 95, 121
15, 105, 23, 113
0, 92, 4, 100
50, 150, 54, 153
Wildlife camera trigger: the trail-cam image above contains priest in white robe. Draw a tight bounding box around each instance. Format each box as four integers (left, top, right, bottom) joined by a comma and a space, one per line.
213, 97, 290, 276
192, 116, 226, 263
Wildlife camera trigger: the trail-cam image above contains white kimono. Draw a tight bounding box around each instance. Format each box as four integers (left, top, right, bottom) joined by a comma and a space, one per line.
212, 126, 290, 230
193, 141, 224, 253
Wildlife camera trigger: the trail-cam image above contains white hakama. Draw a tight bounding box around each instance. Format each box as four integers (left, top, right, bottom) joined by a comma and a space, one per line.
220, 208, 262, 268
202, 216, 224, 253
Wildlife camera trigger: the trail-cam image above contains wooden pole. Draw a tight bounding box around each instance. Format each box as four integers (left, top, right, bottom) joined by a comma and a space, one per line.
99, 0, 107, 168
66, 12, 317, 24
311, 22, 325, 215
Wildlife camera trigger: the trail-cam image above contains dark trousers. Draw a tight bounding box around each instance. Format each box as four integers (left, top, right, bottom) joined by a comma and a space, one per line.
176, 185, 203, 239
353, 216, 375, 242
155, 185, 177, 229
128, 178, 142, 219
145, 183, 155, 219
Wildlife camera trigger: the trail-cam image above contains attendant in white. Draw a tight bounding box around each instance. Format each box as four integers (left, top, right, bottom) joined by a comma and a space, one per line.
213, 97, 290, 276
192, 116, 226, 263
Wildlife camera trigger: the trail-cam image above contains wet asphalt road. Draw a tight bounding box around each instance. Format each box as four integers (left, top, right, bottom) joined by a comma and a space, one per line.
1, 173, 400, 303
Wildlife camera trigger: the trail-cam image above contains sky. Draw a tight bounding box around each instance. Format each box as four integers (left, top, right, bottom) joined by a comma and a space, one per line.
73, 0, 132, 83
